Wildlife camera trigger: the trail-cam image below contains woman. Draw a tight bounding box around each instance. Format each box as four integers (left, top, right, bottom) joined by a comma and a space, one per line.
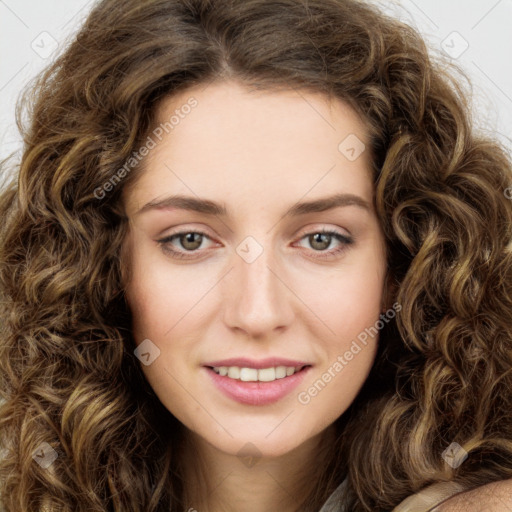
1, 0, 511, 510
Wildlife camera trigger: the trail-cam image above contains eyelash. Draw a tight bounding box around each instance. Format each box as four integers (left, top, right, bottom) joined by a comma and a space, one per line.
157, 228, 354, 260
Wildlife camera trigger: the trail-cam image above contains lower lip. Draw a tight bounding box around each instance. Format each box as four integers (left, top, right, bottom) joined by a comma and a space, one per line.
204, 366, 311, 405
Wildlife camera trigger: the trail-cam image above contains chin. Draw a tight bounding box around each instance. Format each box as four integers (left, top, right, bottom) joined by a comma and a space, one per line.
193, 419, 320, 460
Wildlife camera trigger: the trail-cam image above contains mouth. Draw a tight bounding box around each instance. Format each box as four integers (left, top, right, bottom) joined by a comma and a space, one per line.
203, 361, 312, 406
207, 364, 310, 382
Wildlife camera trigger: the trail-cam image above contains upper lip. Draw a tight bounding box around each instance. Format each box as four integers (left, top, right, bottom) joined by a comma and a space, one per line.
203, 358, 312, 369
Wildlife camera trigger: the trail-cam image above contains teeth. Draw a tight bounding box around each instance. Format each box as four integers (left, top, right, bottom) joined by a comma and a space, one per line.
212, 365, 302, 382
227, 367, 240, 379
257, 367, 275, 382
275, 366, 286, 379
240, 367, 258, 381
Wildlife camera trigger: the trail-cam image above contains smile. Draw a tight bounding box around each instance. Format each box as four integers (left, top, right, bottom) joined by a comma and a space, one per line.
211, 365, 305, 382
203, 359, 312, 406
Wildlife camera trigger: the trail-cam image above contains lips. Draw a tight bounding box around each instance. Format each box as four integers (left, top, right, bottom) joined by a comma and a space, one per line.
203, 357, 312, 405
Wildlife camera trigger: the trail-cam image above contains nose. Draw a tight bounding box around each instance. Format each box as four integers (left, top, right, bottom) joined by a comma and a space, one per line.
222, 238, 295, 339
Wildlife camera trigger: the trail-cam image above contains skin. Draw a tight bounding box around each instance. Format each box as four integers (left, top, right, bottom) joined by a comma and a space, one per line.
120, 78, 390, 511
435, 480, 512, 511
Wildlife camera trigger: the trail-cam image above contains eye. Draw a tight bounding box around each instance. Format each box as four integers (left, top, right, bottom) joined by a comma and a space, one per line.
295, 229, 354, 259
157, 230, 215, 259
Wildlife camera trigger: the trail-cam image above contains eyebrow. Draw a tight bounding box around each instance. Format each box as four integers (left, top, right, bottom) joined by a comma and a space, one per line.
134, 192, 372, 217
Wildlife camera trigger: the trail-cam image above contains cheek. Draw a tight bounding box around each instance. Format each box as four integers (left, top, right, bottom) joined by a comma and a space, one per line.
124, 238, 188, 340
296, 302, 382, 425
294, 249, 385, 338
127, 265, 216, 339
309, 342, 378, 428
293, 250, 385, 412
124, 260, 199, 423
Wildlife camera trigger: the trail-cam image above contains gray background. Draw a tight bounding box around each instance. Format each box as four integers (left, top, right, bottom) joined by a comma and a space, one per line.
1, 0, 511, 165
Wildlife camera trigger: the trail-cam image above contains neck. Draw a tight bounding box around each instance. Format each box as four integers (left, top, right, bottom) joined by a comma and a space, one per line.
180, 425, 337, 512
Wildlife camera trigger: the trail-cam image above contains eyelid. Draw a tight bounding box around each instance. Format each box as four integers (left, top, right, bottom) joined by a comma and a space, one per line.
294, 223, 351, 239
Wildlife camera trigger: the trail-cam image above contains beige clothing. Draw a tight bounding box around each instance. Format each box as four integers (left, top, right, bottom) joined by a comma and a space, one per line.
319, 478, 467, 511
392, 480, 468, 511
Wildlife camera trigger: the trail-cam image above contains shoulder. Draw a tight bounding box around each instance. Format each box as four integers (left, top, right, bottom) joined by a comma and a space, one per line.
433, 479, 512, 512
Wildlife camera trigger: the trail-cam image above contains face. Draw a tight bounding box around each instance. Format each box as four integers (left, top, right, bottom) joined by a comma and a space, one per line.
121, 79, 388, 459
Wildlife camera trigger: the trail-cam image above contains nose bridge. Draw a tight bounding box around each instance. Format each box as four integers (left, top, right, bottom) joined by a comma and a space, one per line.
223, 234, 294, 336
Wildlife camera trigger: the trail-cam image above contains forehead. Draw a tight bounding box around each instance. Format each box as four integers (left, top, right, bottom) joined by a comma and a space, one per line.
151, 80, 369, 149
123, 80, 374, 215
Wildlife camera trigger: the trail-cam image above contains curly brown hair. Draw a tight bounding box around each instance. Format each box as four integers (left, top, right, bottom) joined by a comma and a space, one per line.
1, 0, 512, 510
